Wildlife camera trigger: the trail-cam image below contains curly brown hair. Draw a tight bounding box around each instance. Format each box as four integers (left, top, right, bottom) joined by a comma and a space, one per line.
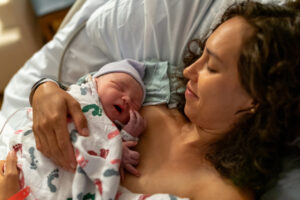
184, 0, 300, 197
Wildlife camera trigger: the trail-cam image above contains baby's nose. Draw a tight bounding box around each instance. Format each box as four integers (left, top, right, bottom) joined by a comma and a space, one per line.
122, 96, 131, 104
122, 96, 138, 110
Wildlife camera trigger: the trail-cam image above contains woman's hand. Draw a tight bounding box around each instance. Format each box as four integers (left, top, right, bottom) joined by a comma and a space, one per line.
0, 151, 20, 200
31, 81, 89, 171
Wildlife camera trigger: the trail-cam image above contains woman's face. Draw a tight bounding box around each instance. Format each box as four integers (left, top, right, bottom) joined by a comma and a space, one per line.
183, 17, 254, 133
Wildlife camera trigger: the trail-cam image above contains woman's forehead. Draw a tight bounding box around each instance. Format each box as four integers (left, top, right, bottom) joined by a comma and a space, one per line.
206, 17, 254, 66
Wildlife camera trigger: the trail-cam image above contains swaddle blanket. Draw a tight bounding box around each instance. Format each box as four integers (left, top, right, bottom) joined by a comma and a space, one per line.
4, 75, 189, 200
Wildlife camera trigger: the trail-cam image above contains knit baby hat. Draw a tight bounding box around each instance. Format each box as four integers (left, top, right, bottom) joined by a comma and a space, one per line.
93, 59, 146, 102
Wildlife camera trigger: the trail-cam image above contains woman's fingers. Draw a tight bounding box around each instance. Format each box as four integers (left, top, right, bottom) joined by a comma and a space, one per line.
31, 82, 87, 172
55, 120, 77, 171
33, 122, 51, 158
33, 130, 42, 152
44, 129, 66, 168
67, 98, 89, 137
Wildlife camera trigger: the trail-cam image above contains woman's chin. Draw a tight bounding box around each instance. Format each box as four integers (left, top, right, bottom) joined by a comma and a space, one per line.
184, 106, 192, 120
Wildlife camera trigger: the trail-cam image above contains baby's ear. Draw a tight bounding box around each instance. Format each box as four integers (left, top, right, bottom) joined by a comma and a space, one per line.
94, 77, 102, 87
94, 77, 102, 94
95, 77, 99, 84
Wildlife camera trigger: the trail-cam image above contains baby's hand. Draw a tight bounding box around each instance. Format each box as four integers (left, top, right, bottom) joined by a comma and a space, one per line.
123, 110, 146, 138
121, 141, 140, 178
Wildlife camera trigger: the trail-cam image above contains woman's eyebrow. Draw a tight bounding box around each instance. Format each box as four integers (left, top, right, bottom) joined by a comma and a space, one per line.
206, 48, 224, 64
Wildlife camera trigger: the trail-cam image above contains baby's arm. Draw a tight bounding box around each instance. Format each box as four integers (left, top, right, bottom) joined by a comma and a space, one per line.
123, 110, 147, 138
120, 110, 146, 177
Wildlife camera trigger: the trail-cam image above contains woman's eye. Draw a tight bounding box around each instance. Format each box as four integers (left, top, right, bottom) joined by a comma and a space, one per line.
207, 66, 217, 73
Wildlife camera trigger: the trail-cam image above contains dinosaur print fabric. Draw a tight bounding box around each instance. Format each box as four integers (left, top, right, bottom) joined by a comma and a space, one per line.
3, 75, 189, 200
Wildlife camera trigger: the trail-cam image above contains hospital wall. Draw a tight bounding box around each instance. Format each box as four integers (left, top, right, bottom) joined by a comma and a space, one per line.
0, 0, 43, 93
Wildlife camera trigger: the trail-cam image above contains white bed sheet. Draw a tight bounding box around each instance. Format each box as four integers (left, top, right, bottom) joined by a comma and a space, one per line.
0, 0, 280, 121
0, 112, 14, 159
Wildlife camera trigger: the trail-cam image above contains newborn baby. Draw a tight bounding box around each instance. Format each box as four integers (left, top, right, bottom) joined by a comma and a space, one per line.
5, 59, 147, 199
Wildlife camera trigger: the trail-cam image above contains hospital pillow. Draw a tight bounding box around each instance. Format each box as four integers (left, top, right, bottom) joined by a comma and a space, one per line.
261, 155, 300, 200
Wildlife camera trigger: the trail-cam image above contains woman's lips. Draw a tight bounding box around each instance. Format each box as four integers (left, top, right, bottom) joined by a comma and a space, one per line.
185, 84, 198, 99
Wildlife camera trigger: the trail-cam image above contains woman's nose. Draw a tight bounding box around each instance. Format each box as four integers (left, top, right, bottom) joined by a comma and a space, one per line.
183, 64, 198, 82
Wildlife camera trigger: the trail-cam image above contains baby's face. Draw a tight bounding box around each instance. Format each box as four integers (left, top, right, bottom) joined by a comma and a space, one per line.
95, 72, 143, 124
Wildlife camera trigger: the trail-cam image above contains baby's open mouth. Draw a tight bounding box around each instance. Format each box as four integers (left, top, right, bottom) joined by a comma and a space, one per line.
114, 105, 123, 113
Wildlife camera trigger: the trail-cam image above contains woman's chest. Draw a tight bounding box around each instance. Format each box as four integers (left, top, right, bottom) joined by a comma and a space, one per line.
121, 106, 214, 198
121, 106, 251, 200
121, 150, 206, 198
121, 140, 217, 199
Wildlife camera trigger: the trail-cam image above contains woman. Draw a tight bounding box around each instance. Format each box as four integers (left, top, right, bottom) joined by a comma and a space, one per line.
2, 1, 299, 199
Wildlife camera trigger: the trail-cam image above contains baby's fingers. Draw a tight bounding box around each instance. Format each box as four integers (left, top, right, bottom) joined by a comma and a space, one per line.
124, 164, 140, 177
5, 151, 18, 175
135, 111, 145, 126
129, 110, 137, 124
129, 150, 140, 161
123, 141, 138, 148
119, 166, 125, 182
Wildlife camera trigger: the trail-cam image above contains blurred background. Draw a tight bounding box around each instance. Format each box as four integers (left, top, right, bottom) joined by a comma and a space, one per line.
0, 0, 75, 108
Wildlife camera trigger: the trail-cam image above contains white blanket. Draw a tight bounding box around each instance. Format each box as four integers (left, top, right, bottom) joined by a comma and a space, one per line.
0, 111, 20, 159
1, 0, 225, 120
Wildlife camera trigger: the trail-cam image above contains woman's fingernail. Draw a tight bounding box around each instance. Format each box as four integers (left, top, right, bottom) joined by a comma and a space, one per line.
82, 128, 89, 136
69, 168, 75, 173
71, 163, 76, 169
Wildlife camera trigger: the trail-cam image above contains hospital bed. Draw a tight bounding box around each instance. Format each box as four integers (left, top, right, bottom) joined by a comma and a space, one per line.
0, 0, 299, 199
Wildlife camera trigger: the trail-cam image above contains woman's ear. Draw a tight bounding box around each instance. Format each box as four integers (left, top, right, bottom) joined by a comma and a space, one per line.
235, 99, 258, 115
249, 100, 259, 114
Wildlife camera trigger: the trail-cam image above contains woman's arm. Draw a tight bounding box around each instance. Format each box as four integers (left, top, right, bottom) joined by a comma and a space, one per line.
31, 81, 88, 171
